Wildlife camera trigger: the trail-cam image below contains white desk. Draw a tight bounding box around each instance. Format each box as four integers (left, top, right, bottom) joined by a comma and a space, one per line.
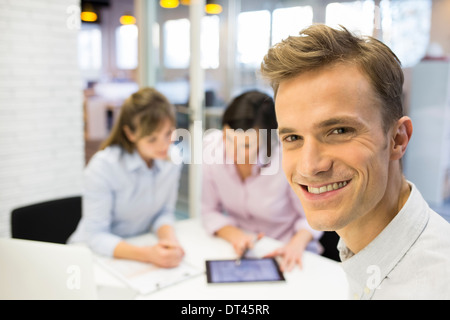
94, 219, 349, 300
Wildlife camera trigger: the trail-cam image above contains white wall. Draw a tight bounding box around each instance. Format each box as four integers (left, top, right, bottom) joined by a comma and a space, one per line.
0, 0, 84, 237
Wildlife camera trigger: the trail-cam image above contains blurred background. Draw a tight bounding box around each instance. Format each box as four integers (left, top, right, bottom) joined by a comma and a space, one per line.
0, 0, 449, 238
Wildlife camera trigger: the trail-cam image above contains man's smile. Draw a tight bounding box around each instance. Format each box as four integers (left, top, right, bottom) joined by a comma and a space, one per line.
295, 179, 352, 198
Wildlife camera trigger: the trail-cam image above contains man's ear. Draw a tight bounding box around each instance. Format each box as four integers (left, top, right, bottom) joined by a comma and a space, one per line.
390, 116, 413, 161
123, 125, 137, 143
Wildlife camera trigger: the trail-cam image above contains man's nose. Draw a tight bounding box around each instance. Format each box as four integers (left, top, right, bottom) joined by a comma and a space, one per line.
295, 139, 332, 178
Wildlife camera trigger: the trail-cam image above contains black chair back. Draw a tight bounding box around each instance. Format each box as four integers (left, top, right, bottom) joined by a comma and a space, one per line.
11, 196, 82, 244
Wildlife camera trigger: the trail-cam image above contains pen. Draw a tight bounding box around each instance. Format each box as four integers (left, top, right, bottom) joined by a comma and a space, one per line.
162, 244, 179, 249
235, 247, 249, 266
235, 235, 262, 266
161, 242, 184, 253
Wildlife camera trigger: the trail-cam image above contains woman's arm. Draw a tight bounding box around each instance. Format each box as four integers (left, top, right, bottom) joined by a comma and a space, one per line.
80, 157, 123, 257
263, 187, 319, 272
113, 239, 183, 268
113, 224, 184, 268
201, 162, 238, 235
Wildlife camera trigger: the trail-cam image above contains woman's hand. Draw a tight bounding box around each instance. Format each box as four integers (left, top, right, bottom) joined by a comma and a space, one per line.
113, 224, 185, 268
113, 240, 184, 268
142, 240, 185, 268
216, 225, 263, 257
264, 229, 313, 272
152, 225, 185, 268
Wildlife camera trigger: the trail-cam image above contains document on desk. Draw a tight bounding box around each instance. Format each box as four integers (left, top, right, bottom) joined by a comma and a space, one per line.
96, 257, 204, 295
244, 236, 282, 258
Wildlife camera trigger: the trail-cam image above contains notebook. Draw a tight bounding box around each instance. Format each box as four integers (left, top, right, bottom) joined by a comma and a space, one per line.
0, 238, 139, 300
0, 238, 98, 300
96, 256, 204, 295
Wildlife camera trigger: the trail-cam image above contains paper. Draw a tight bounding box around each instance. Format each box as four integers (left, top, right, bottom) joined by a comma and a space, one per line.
96, 257, 204, 295
244, 237, 282, 258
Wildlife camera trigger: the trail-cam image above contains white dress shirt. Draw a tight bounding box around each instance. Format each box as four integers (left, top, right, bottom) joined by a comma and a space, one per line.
68, 145, 182, 257
338, 182, 450, 300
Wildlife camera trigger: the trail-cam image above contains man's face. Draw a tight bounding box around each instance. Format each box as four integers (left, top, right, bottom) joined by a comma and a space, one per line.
276, 64, 392, 232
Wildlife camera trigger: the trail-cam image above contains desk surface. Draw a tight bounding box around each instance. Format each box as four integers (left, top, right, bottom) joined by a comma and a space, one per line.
94, 219, 348, 300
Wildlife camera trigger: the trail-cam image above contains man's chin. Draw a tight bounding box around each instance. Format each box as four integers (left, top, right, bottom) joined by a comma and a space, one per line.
303, 210, 348, 232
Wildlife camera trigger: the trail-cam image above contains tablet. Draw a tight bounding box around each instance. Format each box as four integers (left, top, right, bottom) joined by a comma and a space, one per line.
205, 258, 285, 284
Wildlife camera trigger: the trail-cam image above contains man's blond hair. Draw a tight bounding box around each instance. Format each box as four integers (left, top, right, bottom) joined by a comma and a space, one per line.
261, 24, 404, 132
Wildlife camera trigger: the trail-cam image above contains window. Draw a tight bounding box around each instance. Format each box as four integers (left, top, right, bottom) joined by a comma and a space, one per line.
237, 10, 271, 68
164, 19, 190, 69
326, 1, 375, 36
78, 25, 102, 71
237, 7, 313, 68
272, 6, 313, 46
201, 15, 220, 69
163, 16, 220, 69
380, 0, 432, 67
116, 25, 139, 70
152, 22, 161, 67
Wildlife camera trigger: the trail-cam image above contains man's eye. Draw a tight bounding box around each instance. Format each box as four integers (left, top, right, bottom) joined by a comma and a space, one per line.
284, 135, 301, 142
331, 128, 349, 135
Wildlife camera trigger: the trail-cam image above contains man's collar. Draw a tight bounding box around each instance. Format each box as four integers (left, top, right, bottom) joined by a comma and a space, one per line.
338, 182, 429, 299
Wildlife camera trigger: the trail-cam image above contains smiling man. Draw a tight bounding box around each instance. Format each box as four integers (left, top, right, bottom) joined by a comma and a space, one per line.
261, 24, 450, 300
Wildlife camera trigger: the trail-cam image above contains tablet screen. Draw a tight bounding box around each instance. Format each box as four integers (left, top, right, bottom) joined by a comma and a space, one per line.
205, 258, 285, 283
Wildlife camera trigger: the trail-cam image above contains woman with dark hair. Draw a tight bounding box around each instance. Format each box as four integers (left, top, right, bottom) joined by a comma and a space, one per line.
69, 87, 184, 268
201, 90, 322, 272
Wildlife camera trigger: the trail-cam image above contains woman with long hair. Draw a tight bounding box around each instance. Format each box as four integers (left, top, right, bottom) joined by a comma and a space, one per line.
69, 87, 184, 268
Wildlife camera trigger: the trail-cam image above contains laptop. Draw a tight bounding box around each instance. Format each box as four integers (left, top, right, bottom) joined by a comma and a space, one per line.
0, 238, 135, 300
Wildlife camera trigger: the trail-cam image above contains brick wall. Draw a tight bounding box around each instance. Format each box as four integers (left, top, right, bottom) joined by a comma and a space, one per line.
0, 0, 84, 237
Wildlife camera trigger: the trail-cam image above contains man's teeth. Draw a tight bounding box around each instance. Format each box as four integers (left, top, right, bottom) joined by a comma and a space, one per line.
307, 181, 348, 195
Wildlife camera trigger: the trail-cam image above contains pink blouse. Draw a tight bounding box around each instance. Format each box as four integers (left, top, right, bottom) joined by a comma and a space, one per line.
201, 132, 322, 252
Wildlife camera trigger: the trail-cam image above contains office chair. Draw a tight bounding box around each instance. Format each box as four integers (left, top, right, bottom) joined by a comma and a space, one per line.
319, 231, 341, 262
11, 196, 82, 244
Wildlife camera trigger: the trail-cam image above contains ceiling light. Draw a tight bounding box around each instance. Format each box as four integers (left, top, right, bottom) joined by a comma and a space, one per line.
81, 2, 98, 22
205, 1, 222, 14
160, 0, 179, 9
81, 11, 98, 22
120, 13, 136, 25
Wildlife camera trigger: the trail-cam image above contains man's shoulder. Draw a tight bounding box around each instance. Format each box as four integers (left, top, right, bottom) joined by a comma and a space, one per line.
400, 208, 450, 283
406, 183, 450, 255
428, 209, 450, 235
412, 209, 450, 257
375, 209, 450, 299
